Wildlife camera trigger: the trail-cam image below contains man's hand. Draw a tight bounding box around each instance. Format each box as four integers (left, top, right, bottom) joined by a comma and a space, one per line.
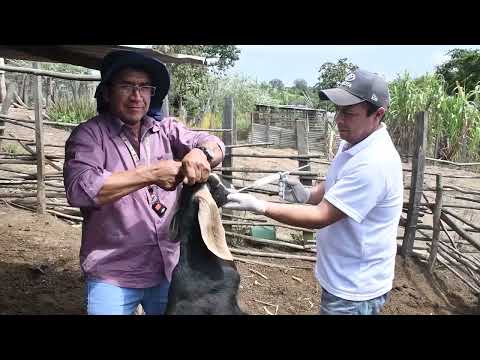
279, 176, 311, 203
181, 148, 211, 185
152, 160, 184, 191
224, 193, 267, 215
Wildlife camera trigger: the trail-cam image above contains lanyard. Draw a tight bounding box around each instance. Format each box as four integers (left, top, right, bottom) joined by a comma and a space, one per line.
120, 130, 154, 201
119, 128, 168, 218
119, 130, 151, 168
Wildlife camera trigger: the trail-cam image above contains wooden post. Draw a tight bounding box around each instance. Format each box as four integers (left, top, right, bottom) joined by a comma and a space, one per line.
296, 119, 311, 186
428, 174, 443, 273
162, 94, 169, 117
0, 82, 16, 149
323, 115, 330, 159
0, 58, 6, 103
249, 112, 254, 142
265, 117, 270, 144
222, 97, 234, 235
232, 105, 237, 145
401, 112, 428, 257
33, 63, 46, 214
296, 118, 312, 244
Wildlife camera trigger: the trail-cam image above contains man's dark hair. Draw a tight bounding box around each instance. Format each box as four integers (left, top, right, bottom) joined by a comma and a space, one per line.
365, 101, 386, 121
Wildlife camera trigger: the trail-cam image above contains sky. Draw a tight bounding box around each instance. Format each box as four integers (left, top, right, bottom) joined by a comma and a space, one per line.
227, 45, 480, 86
124, 45, 480, 86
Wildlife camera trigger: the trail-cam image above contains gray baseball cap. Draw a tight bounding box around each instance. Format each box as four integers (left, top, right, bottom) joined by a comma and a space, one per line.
319, 68, 389, 108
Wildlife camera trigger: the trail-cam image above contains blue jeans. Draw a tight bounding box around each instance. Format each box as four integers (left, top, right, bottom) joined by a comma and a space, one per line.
320, 288, 390, 315
86, 278, 170, 315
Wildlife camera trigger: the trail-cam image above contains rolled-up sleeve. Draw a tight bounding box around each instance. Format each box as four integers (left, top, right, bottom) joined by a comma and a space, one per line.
162, 117, 225, 161
63, 123, 112, 208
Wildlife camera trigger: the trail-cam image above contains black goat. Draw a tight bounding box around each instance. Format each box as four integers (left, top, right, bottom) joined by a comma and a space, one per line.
165, 174, 245, 315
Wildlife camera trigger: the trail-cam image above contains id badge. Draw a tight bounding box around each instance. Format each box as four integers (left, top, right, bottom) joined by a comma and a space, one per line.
148, 187, 167, 218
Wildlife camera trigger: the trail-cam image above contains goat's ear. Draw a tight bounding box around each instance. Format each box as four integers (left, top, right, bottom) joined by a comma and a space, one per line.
196, 188, 233, 261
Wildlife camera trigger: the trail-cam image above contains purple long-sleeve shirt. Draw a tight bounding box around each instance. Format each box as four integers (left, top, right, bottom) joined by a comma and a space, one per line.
63, 113, 225, 288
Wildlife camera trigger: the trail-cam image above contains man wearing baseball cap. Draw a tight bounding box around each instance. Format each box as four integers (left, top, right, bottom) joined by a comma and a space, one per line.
64, 50, 225, 315
225, 69, 403, 315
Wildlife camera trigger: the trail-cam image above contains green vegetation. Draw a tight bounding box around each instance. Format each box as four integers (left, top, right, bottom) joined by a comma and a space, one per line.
46, 95, 96, 124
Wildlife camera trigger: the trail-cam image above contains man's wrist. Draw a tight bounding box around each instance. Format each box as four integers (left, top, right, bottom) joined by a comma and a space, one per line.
195, 145, 214, 162
257, 200, 268, 215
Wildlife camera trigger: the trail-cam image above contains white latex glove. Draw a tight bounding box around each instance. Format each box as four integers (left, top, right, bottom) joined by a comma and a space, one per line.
278, 176, 311, 204
223, 193, 267, 215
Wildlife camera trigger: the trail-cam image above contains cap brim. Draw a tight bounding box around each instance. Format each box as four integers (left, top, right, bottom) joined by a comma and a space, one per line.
319, 88, 364, 106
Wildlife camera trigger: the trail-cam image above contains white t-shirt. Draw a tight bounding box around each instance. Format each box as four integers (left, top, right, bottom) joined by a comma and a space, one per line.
315, 123, 403, 301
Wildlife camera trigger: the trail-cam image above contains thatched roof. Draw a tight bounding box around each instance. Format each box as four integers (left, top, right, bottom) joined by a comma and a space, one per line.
0, 45, 206, 69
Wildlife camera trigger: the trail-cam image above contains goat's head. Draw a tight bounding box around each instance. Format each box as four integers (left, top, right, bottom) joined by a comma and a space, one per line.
168, 173, 235, 261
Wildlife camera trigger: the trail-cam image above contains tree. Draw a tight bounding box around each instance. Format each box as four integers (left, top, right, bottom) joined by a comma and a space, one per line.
315, 58, 358, 90
268, 79, 284, 90
435, 48, 480, 96
293, 78, 308, 92
152, 45, 240, 114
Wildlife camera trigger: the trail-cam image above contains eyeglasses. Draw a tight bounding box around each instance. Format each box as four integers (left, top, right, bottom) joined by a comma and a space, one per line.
115, 84, 156, 97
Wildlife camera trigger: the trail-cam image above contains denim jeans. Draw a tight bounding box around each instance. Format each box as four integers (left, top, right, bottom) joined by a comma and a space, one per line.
86, 278, 170, 315
320, 288, 390, 315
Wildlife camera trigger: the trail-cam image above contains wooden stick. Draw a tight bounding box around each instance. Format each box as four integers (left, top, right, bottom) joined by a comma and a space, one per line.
437, 242, 480, 271
232, 256, 312, 269
408, 186, 480, 195
438, 241, 480, 267
248, 268, 268, 280
214, 167, 320, 177
0, 118, 36, 130
221, 213, 268, 222
402, 112, 427, 257
424, 157, 480, 166
410, 202, 480, 211
222, 220, 315, 233
0, 166, 32, 176
291, 275, 304, 283
225, 231, 312, 252
0, 136, 63, 148
443, 185, 480, 196
436, 256, 480, 294
440, 213, 480, 252
440, 219, 457, 248
252, 299, 276, 307
263, 306, 274, 315
454, 196, 480, 205
403, 168, 480, 179
0, 159, 36, 165
230, 153, 323, 160
0, 64, 100, 81
190, 128, 232, 132
11, 199, 70, 207
7, 132, 62, 171
228, 248, 316, 262
0, 192, 66, 198
428, 174, 443, 273
226, 142, 273, 149
442, 208, 480, 232
46, 209, 82, 221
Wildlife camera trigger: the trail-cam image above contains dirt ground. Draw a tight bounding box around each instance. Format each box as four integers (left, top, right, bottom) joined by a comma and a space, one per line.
0, 108, 479, 315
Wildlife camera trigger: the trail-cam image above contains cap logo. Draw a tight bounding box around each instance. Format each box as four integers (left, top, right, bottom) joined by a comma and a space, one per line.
345, 73, 356, 82
371, 94, 378, 102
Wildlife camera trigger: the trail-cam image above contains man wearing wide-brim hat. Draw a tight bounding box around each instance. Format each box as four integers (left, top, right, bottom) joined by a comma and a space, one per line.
64, 50, 225, 315
225, 69, 403, 315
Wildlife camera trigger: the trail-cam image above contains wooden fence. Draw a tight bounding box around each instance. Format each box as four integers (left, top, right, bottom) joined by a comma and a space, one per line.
1, 64, 480, 297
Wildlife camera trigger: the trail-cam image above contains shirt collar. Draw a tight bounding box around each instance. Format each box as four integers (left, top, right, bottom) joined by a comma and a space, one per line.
342, 123, 388, 156
104, 113, 161, 138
